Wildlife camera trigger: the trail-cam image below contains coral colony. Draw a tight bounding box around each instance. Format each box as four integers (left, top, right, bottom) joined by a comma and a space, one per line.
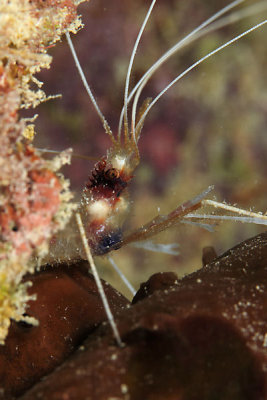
0, 0, 84, 344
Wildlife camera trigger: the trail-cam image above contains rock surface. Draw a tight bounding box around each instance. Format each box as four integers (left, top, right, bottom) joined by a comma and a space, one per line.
0, 260, 129, 398
15, 231, 267, 400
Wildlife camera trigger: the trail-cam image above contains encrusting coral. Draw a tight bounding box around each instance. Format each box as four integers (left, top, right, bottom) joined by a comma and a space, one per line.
0, 0, 87, 344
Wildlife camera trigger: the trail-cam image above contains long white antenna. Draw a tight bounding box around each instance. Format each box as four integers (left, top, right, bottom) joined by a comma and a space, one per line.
118, 0, 245, 138
75, 213, 123, 347
132, 0, 267, 135
66, 32, 116, 145
135, 18, 267, 134
107, 256, 136, 296
185, 214, 267, 225
122, 0, 157, 140
203, 200, 267, 221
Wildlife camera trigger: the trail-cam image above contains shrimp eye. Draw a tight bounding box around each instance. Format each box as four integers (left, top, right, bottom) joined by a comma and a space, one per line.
105, 168, 120, 180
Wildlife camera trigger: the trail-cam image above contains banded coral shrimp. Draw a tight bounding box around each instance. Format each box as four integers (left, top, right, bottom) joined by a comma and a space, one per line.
31, 0, 264, 344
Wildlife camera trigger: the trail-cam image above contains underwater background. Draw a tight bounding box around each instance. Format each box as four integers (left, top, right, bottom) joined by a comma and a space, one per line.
24, 0, 267, 296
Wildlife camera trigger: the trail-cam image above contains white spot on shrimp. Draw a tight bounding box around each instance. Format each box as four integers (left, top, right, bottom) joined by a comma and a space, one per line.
112, 155, 127, 171
87, 199, 110, 220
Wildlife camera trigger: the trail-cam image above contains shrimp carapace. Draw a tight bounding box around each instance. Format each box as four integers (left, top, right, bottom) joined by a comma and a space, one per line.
80, 148, 136, 255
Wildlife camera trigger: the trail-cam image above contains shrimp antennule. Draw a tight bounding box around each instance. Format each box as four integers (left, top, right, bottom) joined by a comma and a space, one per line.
122, 0, 157, 143
119, 0, 246, 138
66, 31, 117, 146
135, 17, 267, 133
119, 0, 267, 140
